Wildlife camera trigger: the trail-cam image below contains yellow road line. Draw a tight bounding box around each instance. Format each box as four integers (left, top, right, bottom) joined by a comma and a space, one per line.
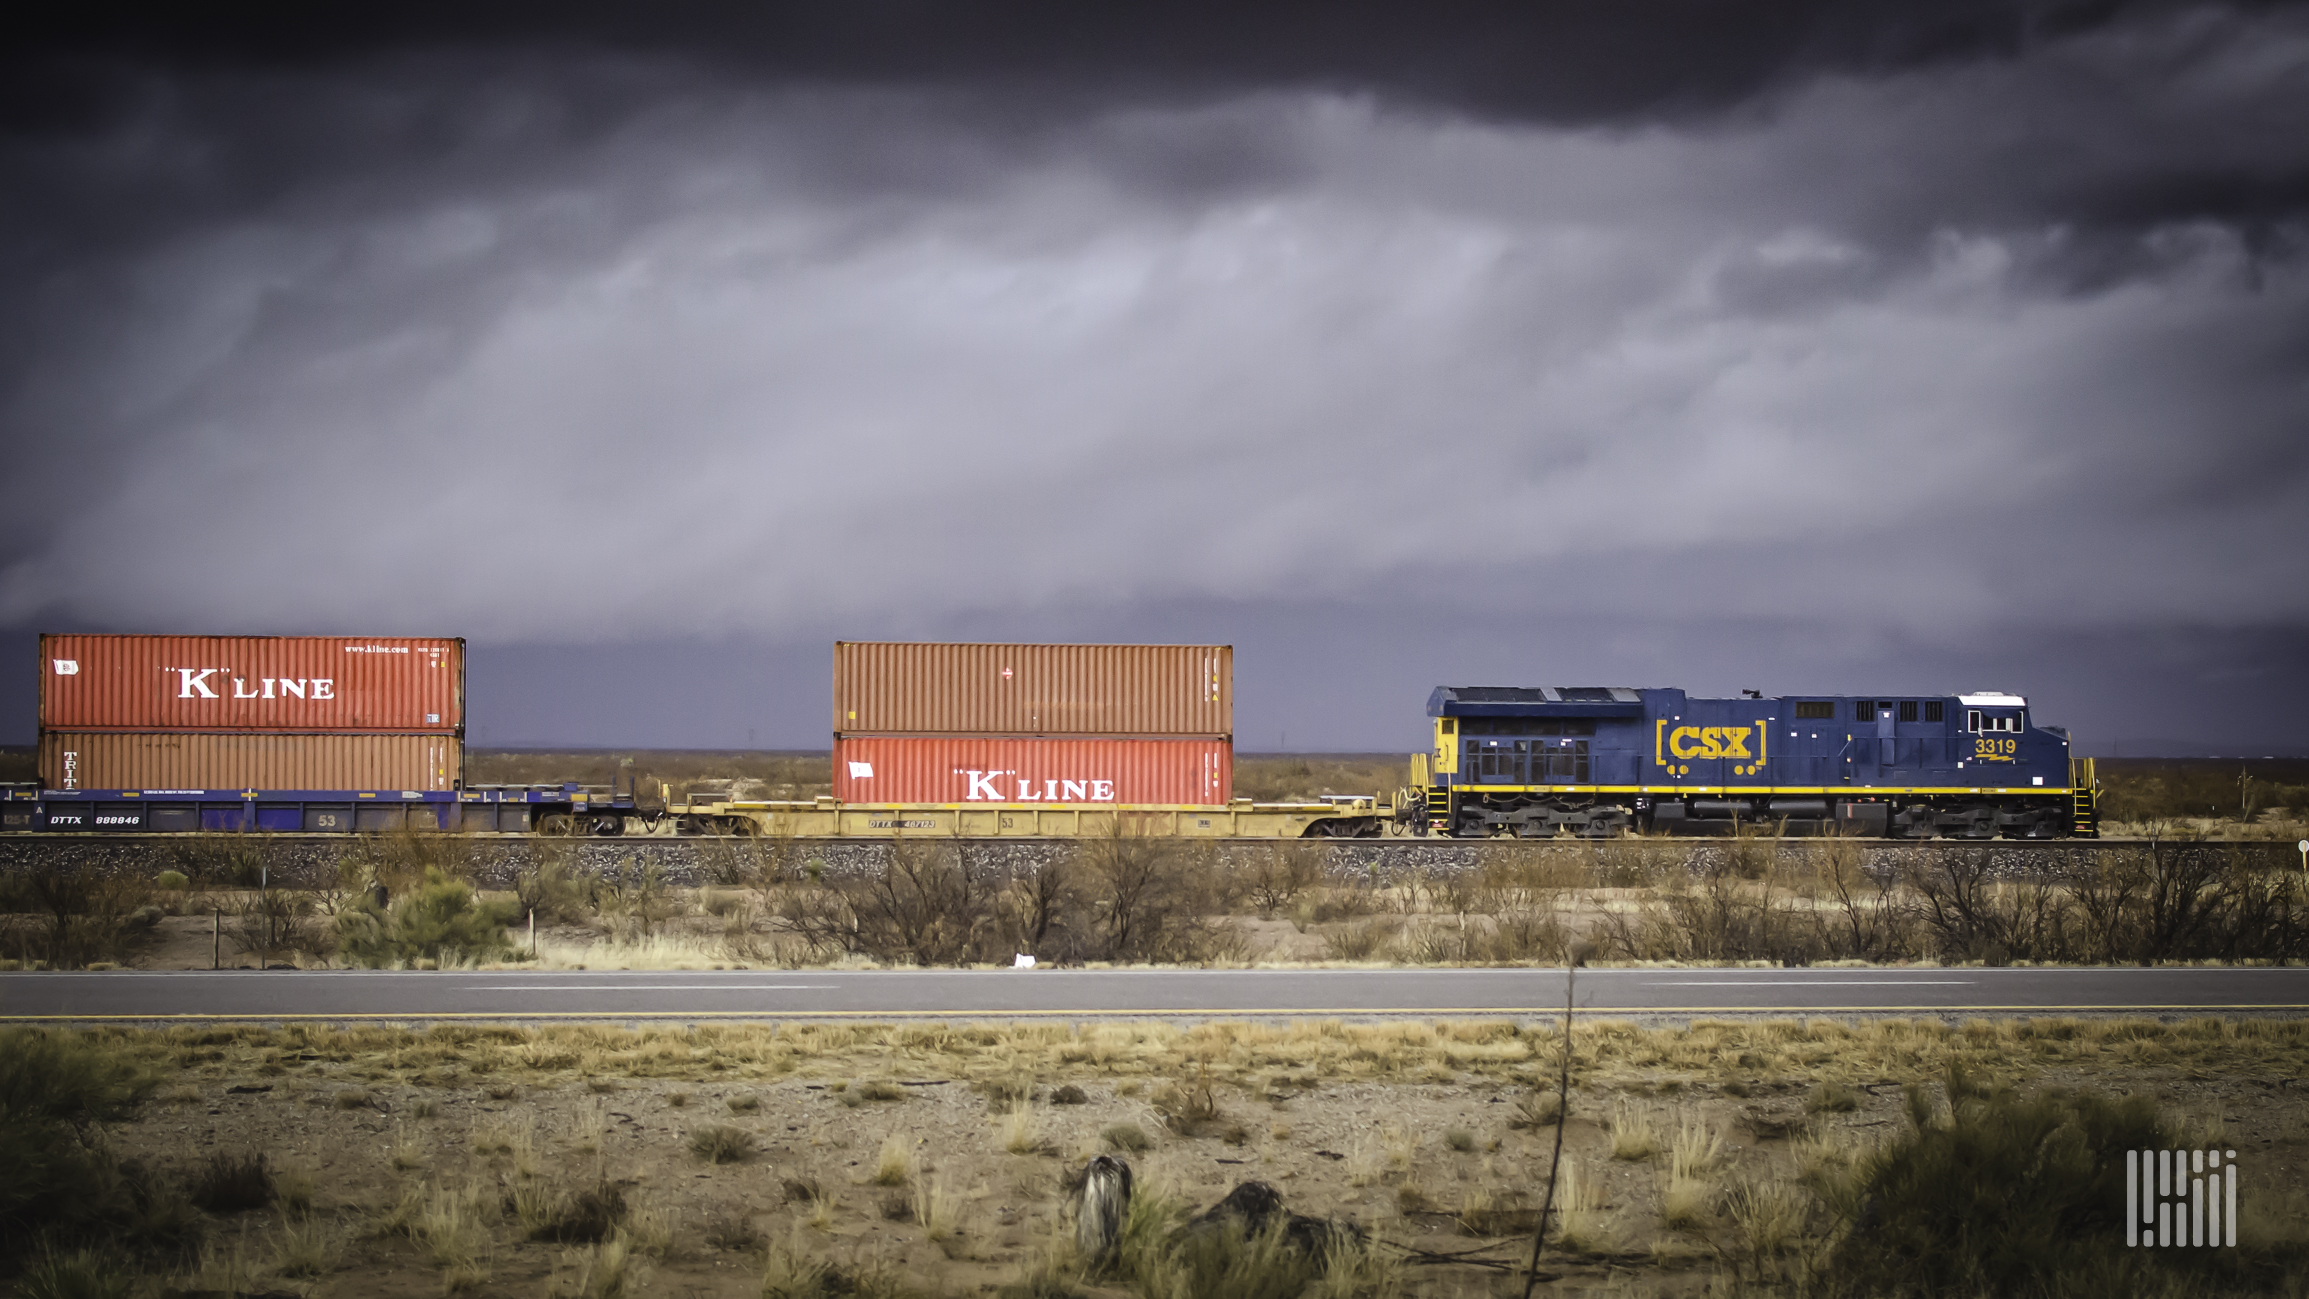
2, 1003, 2306, 1022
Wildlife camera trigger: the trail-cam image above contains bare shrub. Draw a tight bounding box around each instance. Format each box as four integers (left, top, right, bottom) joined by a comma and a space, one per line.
1906, 847, 2078, 964
1000, 856, 1082, 961
228, 883, 327, 964
1075, 821, 1230, 963
1488, 843, 1591, 891
1240, 843, 1323, 918
1470, 889, 1573, 963
0, 871, 159, 969
774, 838, 1003, 966
1802, 833, 1919, 961
1322, 917, 1400, 960
1587, 837, 1679, 888
595, 858, 684, 941
510, 837, 596, 926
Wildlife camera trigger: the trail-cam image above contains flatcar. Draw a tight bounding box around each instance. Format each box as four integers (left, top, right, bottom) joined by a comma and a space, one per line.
1409, 686, 2096, 839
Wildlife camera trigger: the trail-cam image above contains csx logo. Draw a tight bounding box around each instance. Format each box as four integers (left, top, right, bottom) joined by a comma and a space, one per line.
1654, 720, 1770, 778
1667, 726, 1755, 759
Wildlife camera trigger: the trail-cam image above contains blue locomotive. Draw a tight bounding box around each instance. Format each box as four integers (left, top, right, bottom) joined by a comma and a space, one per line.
1411, 686, 2095, 838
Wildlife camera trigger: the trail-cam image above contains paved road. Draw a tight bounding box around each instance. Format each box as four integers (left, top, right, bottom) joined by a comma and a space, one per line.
3, 967, 2307, 1023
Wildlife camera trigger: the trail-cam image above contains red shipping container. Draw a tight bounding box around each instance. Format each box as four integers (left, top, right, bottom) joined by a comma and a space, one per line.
832, 737, 1231, 805
39, 732, 462, 792
835, 643, 1230, 737
38, 634, 463, 733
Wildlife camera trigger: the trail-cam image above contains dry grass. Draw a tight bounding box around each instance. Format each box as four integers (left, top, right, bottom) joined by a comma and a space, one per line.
1551, 1157, 1611, 1253
390, 1179, 496, 1274
688, 1125, 757, 1164
1726, 1177, 1810, 1257
48, 1015, 2309, 1114
909, 1177, 961, 1241
1608, 1102, 1661, 1160
999, 1098, 1038, 1154
1662, 1110, 1728, 1229
1662, 1172, 1713, 1229
574, 1104, 608, 1155
1671, 1111, 1727, 1178
269, 1210, 338, 1277
871, 1133, 916, 1186
387, 1124, 426, 1172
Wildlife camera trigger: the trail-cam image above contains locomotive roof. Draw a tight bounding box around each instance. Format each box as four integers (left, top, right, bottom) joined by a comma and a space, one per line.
1428, 686, 2031, 718
1427, 685, 1646, 718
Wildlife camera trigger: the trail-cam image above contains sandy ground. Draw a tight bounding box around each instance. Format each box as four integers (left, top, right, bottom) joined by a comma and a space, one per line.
79, 1024, 2309, 1298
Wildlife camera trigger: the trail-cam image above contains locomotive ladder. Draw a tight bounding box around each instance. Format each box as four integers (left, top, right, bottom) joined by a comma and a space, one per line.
2069, 756, 2099, 837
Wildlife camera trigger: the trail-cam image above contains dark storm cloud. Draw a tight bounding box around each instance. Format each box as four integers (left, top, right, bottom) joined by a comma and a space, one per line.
4, 2, 2163, 125
1, 3, 2305, 748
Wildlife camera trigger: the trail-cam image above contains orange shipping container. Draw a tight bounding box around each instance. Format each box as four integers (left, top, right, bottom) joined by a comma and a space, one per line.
834, 643, 1230, 737
38, 634, 463, 733
39, 732, 462, 792
833, 736, 1231, 805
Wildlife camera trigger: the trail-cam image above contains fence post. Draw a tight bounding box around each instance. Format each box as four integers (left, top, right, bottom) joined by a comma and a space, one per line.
212, 909, 220, 971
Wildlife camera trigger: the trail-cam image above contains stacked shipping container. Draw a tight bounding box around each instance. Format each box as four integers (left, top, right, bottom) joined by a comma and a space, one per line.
37, 634, 465, 792
831, 642, 1233, 805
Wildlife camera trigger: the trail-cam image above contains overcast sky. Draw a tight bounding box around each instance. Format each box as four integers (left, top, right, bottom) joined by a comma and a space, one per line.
3, 3, 2304, 754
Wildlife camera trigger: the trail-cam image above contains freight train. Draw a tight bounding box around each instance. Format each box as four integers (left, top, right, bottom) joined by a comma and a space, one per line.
2, 635, 2099, 839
